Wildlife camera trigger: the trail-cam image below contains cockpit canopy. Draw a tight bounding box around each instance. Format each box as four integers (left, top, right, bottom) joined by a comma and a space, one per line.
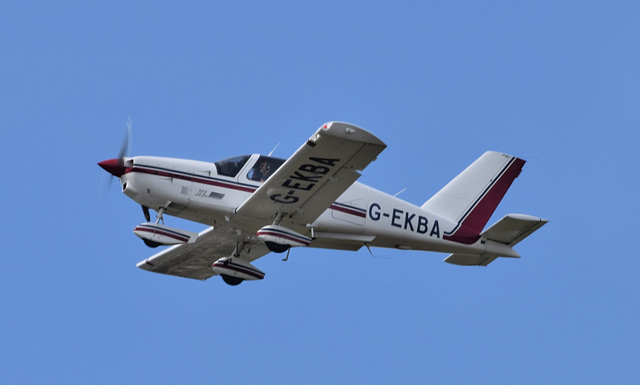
214, 155, 286, 181
246, 155, 285, 182
214, 155, 251, 177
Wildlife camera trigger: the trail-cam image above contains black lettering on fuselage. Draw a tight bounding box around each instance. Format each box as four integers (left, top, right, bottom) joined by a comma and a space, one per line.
417, 216, 428, 234
368, 202, 441, 239
369, 203, 381, 221
391, 209, 403, 228
404, 212, 415, 231
430, 220, 441, 238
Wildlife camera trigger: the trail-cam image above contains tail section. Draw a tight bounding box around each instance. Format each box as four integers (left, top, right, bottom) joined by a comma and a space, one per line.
444, 214, 548, 266
422, 151, 525, 244
481, 213, 548, 247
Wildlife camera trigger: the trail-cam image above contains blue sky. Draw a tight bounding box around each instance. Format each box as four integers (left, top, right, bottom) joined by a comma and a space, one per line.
2, 1, 639, 384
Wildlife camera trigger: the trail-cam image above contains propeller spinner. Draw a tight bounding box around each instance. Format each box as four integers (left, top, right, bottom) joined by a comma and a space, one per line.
99, 118, 132, 179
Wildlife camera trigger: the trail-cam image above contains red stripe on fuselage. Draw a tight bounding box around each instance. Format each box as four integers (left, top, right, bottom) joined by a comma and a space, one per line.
330, 203, 367, 218
127, 167, 372, 222
126, 166, 258, 193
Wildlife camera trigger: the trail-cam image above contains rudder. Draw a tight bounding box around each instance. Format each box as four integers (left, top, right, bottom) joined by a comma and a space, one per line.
421, 151, 525, 244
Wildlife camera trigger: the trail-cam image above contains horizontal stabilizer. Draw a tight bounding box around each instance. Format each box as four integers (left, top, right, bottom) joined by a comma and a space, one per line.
482, 214, 548, 246
444, 214, 547, 266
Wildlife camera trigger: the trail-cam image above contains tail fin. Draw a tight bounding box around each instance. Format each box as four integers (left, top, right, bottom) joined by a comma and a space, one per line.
421, 151, 525, 244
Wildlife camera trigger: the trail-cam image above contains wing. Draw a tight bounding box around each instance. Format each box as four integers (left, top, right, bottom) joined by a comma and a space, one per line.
136, 122, 385, 280
234, 122, 386, 229
136, 225, 270, 280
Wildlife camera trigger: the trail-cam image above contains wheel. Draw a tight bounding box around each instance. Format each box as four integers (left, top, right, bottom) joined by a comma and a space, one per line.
221, 274, 244, 286
143, 239, 162, 248
265, 241, 290, 254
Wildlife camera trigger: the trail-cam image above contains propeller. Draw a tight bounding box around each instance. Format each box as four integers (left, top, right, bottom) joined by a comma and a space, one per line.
99, 118, 132, 193
118, 117, 132, 160
99, 119, 153, 223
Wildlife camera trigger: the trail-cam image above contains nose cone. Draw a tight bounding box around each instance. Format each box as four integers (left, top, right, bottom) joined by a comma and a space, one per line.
98, 158, 127, 177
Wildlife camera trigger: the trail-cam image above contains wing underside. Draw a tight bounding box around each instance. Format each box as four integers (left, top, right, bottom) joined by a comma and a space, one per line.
136, 226, 270, 280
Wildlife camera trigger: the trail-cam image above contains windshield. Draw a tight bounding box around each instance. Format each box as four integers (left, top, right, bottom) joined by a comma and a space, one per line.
214, 155, 251, 177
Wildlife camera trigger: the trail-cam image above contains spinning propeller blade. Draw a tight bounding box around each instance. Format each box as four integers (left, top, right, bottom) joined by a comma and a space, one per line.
99, 118, 132, 191
117, 117, 132, 160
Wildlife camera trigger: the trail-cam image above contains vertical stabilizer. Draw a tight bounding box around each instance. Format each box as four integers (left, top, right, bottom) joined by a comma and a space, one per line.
421, 151, 525, 244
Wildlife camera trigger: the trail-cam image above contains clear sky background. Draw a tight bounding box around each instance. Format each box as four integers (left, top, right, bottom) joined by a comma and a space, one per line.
2, 1, 638, 384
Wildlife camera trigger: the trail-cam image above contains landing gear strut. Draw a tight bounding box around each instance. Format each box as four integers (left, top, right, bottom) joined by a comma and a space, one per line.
155, 204, 169, 224
140, 204, 168, 248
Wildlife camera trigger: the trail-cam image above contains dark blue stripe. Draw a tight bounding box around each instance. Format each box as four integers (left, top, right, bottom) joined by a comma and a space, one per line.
130, 164, 260, 192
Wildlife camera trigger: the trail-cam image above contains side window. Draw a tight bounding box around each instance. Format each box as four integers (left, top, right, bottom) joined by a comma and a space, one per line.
214, 155, 250, 177
247, 156, 285, 182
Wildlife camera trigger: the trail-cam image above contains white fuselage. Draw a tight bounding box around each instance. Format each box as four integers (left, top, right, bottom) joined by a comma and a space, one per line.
119, 155, 511, 258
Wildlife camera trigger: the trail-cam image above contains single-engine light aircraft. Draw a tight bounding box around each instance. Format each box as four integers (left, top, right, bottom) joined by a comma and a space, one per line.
99, 122, 547, 286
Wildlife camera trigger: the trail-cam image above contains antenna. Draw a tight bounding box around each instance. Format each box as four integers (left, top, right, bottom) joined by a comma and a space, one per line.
268, 143, 280, 157
366, 245, 391, 259
393, 188, 406, 197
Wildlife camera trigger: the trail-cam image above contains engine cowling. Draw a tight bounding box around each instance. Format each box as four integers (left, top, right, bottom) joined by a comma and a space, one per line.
256, 225, 312, 253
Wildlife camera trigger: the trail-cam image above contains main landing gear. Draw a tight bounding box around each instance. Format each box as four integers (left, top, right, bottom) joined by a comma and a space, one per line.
212, 242, 267, 286
134, 202, 198, 248
141, 205, 168, 248
221, 274, 244, 286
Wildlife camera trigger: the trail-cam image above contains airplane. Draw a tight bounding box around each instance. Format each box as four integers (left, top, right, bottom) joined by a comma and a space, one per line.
99, 121, 547, 286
